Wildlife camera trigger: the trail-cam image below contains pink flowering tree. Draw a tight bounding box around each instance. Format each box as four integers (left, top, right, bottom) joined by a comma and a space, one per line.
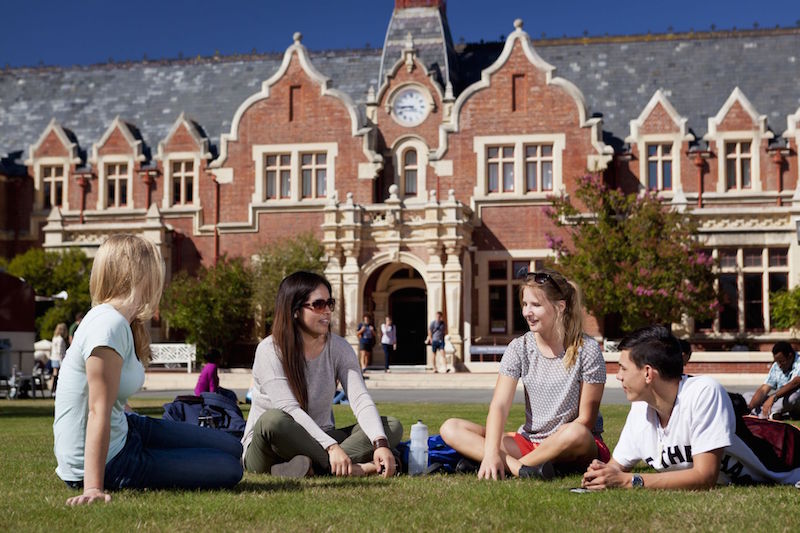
545, 175, 717, 332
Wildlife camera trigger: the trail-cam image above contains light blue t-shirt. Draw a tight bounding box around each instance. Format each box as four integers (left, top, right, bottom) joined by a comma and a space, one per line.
53, 304, 145, 481
765, 353, 800, 390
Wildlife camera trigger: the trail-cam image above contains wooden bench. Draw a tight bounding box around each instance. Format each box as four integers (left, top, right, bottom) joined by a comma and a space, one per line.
149, 344, 196, 373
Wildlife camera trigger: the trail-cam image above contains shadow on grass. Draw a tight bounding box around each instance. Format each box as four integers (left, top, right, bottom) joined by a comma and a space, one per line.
0, 401, 55, 418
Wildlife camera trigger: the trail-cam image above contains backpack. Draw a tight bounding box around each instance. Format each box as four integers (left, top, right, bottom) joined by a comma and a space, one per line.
396, 434, 464, 474
162, 392, 246, 438
729, 392, 800, 472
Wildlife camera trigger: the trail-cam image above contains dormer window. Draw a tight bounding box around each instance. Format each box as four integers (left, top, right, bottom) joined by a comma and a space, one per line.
487, 146, 514, 193
301, 153, 327, 198
646, 144, 673, 191
524, 144, 554, 192
42, 165, 65, 208
171, 160, 195, 205
105, 162, 128, 207
725, 141, 752, 190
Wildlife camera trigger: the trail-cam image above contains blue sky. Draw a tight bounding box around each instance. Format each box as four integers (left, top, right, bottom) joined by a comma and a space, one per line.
1, 0, 799, 68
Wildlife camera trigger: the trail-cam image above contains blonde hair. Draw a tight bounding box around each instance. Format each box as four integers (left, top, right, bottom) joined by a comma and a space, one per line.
90, 234, 164, 365
519, 269, 585, 368
53, 322, 68, 339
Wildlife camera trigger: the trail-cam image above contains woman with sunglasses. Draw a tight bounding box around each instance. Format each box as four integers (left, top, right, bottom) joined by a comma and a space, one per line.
440, 269, 608, 480
242, 271, 403, 478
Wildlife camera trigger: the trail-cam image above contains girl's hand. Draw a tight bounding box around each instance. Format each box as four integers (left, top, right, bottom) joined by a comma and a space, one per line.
66, 487, 111, 506
327, 444, 352, 476
373, 447, 396, 478
478, 452, 505, 480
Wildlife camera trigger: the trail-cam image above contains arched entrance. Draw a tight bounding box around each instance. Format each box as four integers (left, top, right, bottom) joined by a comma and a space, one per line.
389, 287, 427, 365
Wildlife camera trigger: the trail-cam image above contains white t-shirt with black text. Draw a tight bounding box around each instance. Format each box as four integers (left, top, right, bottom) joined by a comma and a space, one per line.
613, 375, 800, 485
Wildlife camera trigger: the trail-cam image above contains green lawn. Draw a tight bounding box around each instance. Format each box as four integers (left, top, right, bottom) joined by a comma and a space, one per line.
1, 399, 799, 532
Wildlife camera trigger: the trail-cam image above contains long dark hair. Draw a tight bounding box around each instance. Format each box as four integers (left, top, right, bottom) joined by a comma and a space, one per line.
272, 271, 332, 411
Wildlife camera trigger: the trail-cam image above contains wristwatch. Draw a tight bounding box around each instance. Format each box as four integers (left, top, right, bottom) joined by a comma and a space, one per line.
631, 474, 644, 488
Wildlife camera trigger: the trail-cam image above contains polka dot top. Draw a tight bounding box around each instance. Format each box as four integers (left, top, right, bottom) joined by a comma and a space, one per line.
499, 332, 605, 442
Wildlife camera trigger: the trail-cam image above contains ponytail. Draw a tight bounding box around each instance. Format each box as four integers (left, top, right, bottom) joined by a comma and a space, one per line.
561, 280, 585, 369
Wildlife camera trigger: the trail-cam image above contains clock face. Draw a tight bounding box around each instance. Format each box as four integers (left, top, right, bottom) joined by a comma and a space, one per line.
392, 87, 428, 126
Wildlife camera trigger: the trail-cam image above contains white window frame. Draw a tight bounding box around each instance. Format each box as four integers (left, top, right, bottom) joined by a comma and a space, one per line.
251, 143, 337, 205
162, 152, 201, 210
643, 141, 675, 192
300, 152, 328, 199
473, 134, 565, 200
392, 138, 428, 202
96, 156, 134, 210
523, 144, 555, 193
722, 140, 753, 191
34, 158, 70, 211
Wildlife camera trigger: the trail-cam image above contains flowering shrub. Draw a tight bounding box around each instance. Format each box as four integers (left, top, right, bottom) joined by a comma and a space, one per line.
545, 175, 717, 332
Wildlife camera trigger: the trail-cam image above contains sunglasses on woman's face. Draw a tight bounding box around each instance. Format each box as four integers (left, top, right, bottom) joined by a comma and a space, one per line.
303, 298, 336, 313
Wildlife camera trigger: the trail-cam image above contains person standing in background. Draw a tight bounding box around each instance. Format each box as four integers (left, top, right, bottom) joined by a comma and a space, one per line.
380, 316, 397, 373
50, 322, 68, 395
425, 311, 446, 373
356, 314, 376, 374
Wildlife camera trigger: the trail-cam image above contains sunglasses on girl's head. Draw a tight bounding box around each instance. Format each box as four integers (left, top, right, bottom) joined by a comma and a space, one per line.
526, 271, 565, 296
303, 298, 336, 313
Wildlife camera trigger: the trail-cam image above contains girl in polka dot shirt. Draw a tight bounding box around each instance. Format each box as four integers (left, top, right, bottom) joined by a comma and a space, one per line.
440, 269, 608, 479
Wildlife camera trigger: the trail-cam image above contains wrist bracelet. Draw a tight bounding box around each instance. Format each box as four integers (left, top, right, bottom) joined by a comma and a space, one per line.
372, 437, 389, 450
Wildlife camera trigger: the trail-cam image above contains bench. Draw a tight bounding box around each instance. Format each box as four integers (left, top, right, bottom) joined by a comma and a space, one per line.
149, 344, 196, 373
469, 344, 507, 363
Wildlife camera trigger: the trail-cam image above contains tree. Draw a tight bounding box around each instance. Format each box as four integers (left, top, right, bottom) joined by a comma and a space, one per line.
770, 288, 800, 331
4, 248, 92, 339
250, 233, 325, 337
545, 175, 717, 333
161, 257, 253, 356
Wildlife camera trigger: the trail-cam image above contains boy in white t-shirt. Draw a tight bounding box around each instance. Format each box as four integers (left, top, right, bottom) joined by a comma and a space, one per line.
582, 325, 800, 490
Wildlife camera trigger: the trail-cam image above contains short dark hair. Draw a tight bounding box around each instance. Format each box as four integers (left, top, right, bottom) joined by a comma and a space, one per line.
618, 325, 683, 380
679, 339, 692, 358
204, 348, 221, 364
772, 341, 794, 357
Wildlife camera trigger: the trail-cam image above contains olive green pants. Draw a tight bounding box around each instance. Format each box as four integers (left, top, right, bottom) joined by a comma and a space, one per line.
243, 408, 403, 474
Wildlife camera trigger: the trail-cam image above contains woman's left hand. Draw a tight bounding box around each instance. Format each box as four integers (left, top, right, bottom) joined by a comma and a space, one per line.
327, 444, 352, 476
373, 447, 396, 478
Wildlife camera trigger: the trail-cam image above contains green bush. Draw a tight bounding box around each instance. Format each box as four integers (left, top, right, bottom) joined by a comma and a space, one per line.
770, 288, 800, 330
4, 247, 91, 339
161, 257, 253, 356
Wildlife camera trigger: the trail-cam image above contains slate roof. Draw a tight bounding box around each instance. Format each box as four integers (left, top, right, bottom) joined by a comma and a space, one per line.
0, 49, 382, 163
1, 27, 799, 164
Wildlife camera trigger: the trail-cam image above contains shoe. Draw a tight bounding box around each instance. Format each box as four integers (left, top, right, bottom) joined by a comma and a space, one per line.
270, 455, 312, 478
518, 461, 554, 480
455, 458, 480, 474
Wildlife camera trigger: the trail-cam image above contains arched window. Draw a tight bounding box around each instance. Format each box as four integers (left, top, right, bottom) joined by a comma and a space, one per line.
402, 148, 418, 196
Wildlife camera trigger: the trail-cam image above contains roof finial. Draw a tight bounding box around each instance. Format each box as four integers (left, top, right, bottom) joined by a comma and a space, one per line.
293, 32, 303, 44
404, 32, 415, 50
514, 19, 523, 31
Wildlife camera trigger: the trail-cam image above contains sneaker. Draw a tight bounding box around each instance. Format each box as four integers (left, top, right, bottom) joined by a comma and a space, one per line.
455, 458, 480, 475
518, 461, 554, 480
270, 455, 312, 478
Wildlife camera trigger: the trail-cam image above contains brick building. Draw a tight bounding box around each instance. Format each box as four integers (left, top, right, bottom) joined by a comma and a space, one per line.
2, 0, 800, 368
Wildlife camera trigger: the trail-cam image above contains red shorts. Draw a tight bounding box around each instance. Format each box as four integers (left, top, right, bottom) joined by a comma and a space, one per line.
511, 432, 611, 463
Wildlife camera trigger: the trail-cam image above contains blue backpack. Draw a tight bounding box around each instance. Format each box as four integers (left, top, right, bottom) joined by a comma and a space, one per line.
396, 434, 464, 474
162, 392, 246, 438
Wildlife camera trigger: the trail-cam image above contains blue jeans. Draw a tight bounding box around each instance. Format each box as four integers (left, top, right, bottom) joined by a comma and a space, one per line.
98, 414, 242, 490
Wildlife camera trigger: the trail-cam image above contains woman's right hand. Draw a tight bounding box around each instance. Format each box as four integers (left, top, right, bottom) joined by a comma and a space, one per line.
66, 487, 112, 506
478, 451, 505, 480
327, 444, 352, 476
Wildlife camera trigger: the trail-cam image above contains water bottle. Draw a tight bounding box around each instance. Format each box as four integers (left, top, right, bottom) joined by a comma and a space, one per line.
409, 420, 428, 476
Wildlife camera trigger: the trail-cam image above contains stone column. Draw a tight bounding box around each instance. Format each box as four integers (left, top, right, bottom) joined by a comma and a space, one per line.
443, 244, 464, 367
426, 243, 444, 370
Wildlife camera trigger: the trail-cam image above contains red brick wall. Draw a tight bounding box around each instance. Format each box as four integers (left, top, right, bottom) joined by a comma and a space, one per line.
638, 103, 679, 135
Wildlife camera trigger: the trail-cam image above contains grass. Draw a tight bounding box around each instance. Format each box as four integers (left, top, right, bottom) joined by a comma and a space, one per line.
1, 399, 799, 532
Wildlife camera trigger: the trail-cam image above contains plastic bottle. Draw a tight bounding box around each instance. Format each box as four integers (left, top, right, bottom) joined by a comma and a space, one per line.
409, 419, 429, 476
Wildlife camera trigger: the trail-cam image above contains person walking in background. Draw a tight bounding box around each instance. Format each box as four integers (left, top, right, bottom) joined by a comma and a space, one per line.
50, 322, 68, 395
242, 271, 402, 479
53, 234, 242, 506
426, 311, 446, 373
745, 341, 800, 420
356, 314, 376, 373
194, 348, 239, 404
380, 316, 397, 373
440, 269, 607, 480
68, 311, 84, 346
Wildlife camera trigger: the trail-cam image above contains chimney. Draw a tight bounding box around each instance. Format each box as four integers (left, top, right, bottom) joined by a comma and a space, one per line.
395, 0, 446, 13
